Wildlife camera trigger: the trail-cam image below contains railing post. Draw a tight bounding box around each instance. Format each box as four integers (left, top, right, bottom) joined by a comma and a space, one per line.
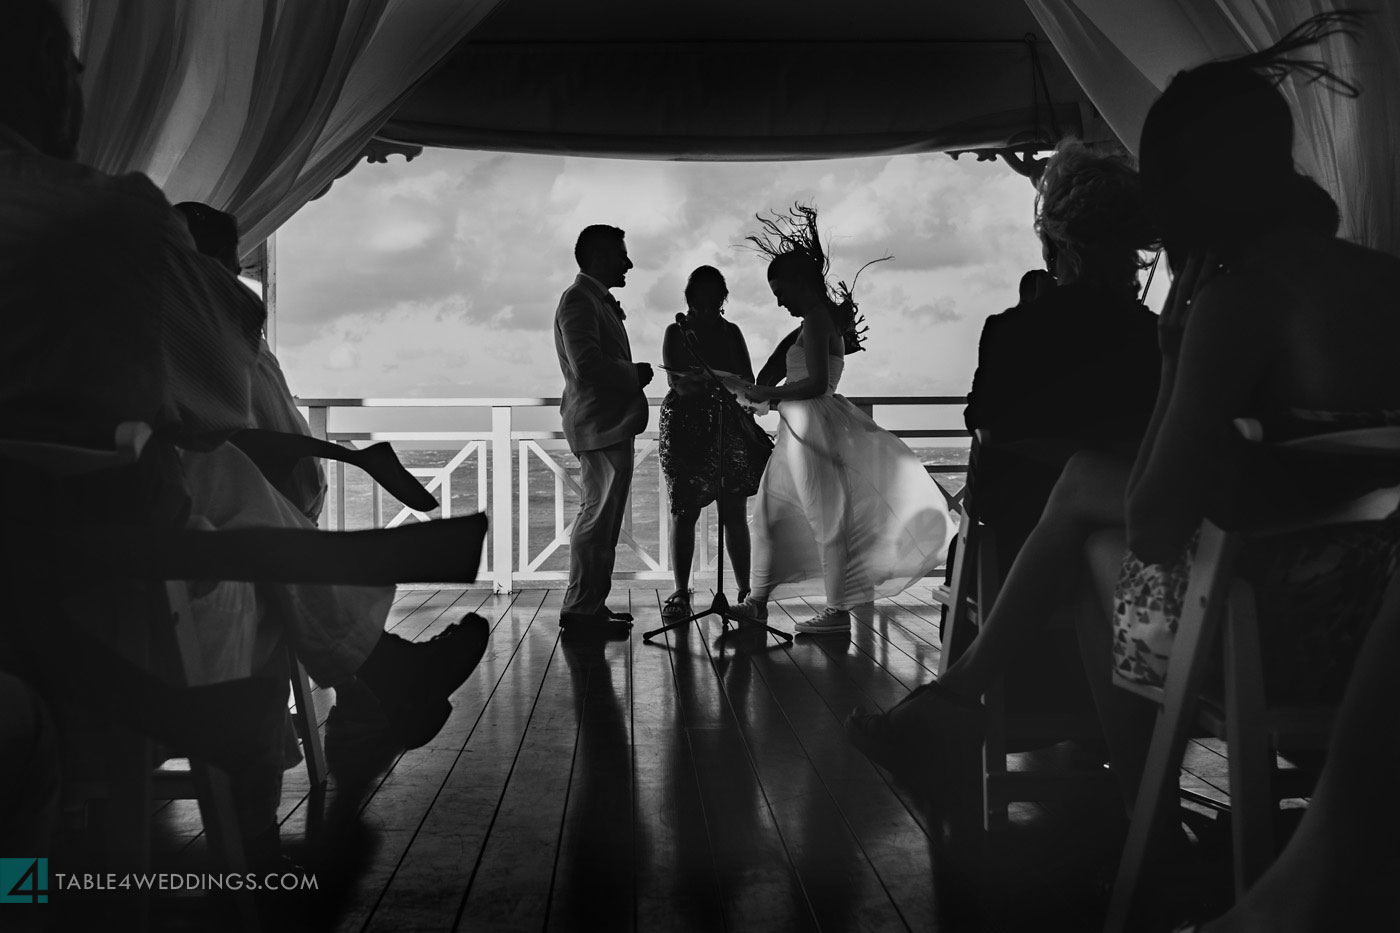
491, 406, 513, 594
308, 405, 329, 529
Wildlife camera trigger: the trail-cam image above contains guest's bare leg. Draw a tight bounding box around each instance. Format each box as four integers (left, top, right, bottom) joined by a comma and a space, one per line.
669, 507, 700, 599
1200, 572, 1400, 933
721, 495, 751, 594
936, 451, 1131, 699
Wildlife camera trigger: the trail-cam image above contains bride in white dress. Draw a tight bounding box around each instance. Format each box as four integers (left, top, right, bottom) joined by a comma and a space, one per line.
727, 213, 954, 634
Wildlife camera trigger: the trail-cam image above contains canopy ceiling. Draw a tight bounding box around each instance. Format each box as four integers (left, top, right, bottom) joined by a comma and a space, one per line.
380, 0, 1115, 161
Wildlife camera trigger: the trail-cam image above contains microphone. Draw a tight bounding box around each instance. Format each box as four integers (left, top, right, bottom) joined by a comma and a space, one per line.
675, 312, 699, 345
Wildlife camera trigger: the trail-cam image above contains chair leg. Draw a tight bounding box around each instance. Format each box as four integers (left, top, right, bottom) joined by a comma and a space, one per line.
192, 762, 260, 931
1224, 582, 1274, 896
288, 651, 327, 789
939, 511, 979, 676
104, 731, 154, 931
1103, 694, 1197, 933
982, 679, 1009, 831
1105, 527, 1234, 933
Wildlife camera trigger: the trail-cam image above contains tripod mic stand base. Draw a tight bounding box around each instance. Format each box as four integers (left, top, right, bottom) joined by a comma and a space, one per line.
642, 591, 794, 644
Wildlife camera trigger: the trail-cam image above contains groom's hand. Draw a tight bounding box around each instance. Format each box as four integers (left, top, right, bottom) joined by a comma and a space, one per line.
636, 362, 654, 388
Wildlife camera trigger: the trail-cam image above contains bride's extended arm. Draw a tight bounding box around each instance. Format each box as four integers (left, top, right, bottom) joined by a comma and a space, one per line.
747, 311, 833, 402
755, 326, 800, 387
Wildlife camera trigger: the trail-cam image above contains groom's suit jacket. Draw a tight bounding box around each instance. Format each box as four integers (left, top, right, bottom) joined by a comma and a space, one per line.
553, 273, 648, 453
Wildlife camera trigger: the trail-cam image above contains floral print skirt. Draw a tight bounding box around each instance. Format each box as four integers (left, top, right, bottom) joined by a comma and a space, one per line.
659, 389, 766, 516
1113, 509, 1400, 703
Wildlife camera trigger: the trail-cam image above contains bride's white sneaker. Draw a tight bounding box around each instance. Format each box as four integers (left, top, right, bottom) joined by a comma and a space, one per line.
735, 596, 768, 623
794, 607, 851, 634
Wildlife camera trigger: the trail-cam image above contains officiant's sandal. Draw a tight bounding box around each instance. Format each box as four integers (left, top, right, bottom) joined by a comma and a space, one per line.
661, 592, 691, 619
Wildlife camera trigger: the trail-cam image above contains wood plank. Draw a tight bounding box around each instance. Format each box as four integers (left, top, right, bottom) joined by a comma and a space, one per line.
661, 614, 820, 931
545, 604, 636, 932
629, 589, 727, 932
699, 619, 930, 931
341, 589, 553, 931
759, 602, 938, 843
450, 588, 585, 932
276, 590, 488, 845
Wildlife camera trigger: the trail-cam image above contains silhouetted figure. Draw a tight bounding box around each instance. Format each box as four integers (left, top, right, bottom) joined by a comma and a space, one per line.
850, 22, 1400, 904
964, 144, 1161, 575
554, 225, 653, 635
0, 0, 489, 874
1017, 268, 1055, 305
732, 206, 953, 635
658, 266, 764, 618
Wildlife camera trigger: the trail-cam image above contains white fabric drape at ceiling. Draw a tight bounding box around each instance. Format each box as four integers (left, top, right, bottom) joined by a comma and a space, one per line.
1025, 1, 1400, 255
59, 0, 503, 251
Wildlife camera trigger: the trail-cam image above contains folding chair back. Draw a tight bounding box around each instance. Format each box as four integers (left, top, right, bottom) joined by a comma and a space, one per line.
1104, 422, 1400, 932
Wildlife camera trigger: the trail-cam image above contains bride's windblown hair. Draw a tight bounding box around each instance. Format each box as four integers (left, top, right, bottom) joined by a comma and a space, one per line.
746, 204, 887, 354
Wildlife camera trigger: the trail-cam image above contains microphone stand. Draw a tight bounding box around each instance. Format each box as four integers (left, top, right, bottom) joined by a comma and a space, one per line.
643, 315, 792, 646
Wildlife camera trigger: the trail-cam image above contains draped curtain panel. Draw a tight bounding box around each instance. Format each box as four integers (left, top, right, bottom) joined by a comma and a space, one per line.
58, 0, 503, 250
1025, 0, 1400, 256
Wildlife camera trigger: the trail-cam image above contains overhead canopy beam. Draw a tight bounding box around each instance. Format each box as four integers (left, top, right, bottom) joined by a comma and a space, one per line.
382, 40, 1113, 161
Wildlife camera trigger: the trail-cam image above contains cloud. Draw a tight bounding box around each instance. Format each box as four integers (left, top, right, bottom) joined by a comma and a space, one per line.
904, 298, 963, 325
274, 149, 1048, 403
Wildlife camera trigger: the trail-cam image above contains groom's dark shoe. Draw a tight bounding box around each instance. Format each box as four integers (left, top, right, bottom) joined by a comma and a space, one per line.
602, 606, 634, 622
560, 609, 632, 638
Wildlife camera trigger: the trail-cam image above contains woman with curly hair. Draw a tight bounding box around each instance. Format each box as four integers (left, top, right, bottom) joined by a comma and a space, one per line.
964, 141, 1163, 576
730, 206, 953, 635
847, 13, 1400, 834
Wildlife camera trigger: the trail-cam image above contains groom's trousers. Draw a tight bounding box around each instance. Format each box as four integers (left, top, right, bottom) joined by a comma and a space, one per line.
562, 440, 634, 616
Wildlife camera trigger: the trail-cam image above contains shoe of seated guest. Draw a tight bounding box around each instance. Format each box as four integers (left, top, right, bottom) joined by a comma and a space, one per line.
734, 595, 768, 623
355, 613, 490, 749
844, 680, 986, 768
794, 607, 850, 634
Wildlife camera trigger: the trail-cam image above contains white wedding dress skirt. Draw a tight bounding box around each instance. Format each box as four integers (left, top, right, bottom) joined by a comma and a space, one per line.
748, 350, 954, 607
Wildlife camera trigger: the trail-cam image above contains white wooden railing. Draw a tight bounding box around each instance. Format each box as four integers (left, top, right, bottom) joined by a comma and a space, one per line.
298, 396, 970, 593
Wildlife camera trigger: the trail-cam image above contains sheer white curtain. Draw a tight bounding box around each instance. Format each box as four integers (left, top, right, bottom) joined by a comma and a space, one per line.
1025, 1, 1400, 255
59, 0, 502, 249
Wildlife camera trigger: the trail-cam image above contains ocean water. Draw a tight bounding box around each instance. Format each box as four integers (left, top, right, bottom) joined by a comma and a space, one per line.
325, 445, 967, 575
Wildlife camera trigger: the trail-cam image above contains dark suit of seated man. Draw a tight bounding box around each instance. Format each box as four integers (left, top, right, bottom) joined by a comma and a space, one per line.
965, 280, 1161, 577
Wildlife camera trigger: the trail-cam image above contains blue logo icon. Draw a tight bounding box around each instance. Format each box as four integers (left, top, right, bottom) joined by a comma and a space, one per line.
0, 858, 48, 904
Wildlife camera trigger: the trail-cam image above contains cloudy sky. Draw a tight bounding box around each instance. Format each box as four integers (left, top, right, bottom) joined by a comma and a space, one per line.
274, 148, 1058, 407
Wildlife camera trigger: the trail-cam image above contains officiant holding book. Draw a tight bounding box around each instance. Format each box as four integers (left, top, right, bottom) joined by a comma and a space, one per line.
657, 265, 768, 621
554, 225, 653, 635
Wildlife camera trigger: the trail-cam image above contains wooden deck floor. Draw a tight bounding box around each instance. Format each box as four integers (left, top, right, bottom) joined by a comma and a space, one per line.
150, 584, 1240, 932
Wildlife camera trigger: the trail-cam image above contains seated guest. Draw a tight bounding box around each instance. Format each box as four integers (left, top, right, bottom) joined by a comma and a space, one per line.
0, 0, 488, 860
964, 147, 1161, 575
1017, 268, 1055, 306
175, 201, 326, 521
848, 12, 1400, 822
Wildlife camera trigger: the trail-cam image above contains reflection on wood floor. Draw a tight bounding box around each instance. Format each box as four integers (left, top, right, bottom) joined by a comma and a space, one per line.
150, 585, 1240, 932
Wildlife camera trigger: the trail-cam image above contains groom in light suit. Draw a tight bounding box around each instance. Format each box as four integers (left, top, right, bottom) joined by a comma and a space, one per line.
554, 225, 653, 633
